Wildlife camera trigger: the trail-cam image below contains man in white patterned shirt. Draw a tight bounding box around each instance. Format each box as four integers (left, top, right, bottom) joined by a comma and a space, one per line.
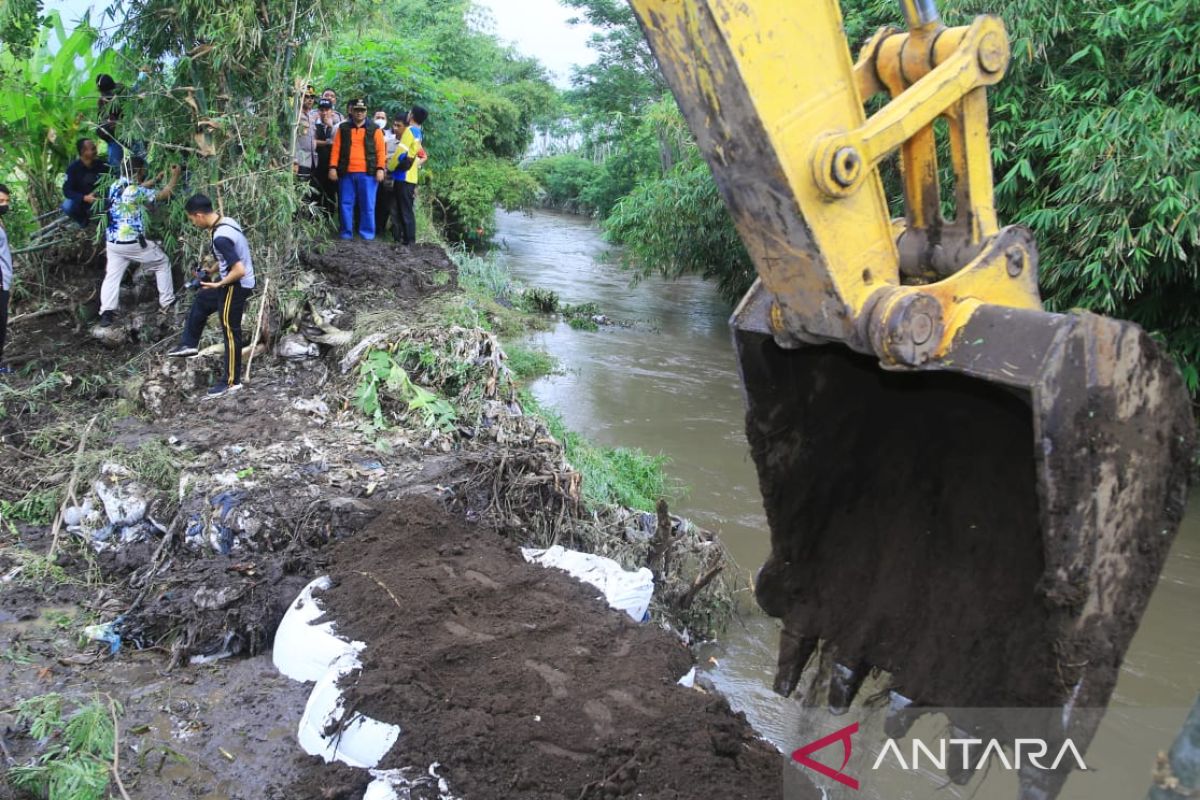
99, 157, 181, 327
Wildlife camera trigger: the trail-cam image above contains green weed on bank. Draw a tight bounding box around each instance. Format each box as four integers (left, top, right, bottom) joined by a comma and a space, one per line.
520, 390, 671, 513
445, 247, 674, 513
6, 694, 119, 800
503, 344, 556, 382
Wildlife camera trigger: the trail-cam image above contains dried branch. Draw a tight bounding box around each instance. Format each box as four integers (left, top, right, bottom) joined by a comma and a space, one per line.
47, 413, 100, 560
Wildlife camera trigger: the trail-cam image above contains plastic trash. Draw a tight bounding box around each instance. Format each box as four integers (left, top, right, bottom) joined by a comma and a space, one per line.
296, 651, 401, 768
292, 397, 331, 418
365, 763, 459, 800
677, 667, 697, 688
189, 631, 239, 665
520, 545, 655, 622
276, 333, 319, 360
93, 463, 149, 526
272, 576, 364, 683
83, 617, 123, 654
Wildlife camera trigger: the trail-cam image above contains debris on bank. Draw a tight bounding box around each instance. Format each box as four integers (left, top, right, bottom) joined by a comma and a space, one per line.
0, 237, 765, 800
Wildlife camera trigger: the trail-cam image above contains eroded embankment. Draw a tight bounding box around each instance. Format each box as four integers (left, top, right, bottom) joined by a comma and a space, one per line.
0, 238, 793, 800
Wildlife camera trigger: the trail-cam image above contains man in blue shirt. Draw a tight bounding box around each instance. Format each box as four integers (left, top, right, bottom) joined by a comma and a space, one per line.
168, 194, 257, 399
99, 158, 182, 327
0, 183, 13, 374
62, 138, 109, 227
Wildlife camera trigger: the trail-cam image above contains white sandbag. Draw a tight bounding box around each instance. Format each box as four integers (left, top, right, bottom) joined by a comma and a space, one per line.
297, 651, 401, 769
365, 763, 459, 800
520, 545, 654, 622
272, 576, 365, 683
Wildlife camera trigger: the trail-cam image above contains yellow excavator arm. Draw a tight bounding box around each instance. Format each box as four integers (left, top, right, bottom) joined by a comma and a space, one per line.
628, 0, 1195, 796
631, 0, 1034, 361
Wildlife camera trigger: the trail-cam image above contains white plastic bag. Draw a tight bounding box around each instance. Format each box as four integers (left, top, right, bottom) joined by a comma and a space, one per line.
272, 576, 364, 683
296, 651, 401, 769
520, 545, 654, 622
365, 763, 459, 800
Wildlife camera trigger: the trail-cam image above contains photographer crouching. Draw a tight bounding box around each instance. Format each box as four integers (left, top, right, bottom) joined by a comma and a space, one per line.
166, 194, 256, 399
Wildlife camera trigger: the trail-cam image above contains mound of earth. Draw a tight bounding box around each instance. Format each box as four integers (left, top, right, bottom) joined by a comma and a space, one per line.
309, 495, 800, 800
300, 240, 455, 298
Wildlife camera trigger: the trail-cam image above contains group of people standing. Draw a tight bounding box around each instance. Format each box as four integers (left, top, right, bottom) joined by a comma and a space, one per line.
293, 87, 428, 244
0, 82, 430, 395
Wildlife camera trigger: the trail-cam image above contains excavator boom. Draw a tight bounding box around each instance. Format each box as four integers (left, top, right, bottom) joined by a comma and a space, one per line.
627, 0, 1195, 796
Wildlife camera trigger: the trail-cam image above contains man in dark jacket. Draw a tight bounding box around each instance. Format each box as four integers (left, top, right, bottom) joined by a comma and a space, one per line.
62, 138, 109, 227
312, 98, 338, 214
328, 98, 387, 240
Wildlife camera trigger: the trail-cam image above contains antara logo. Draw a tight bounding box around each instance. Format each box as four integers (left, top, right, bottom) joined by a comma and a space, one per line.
791, 723, 860, 789
790, 723, 1089, 789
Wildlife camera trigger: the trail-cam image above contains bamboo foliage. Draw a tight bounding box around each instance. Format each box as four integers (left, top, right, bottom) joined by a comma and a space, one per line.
99, 0, 354, 297
0, 11, 122, 217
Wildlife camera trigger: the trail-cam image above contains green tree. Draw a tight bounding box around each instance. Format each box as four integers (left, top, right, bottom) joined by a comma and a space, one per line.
101, 0, 360, 274
0, 11, 122, 219
562, 0, 667, 122
606, 149, 753, 301
0, 0, 43, 59
319, 0, 556, 240
527, 154, 600, 213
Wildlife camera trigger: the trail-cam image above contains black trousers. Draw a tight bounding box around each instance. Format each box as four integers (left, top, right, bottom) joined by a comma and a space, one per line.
0, 289, 8, 362
181, 285, 251, 386
311, 171, 337, 215
394, 181, 417, 244
375, 179, 395, 239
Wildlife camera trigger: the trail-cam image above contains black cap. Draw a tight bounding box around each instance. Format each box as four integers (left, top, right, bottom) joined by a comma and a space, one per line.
349, 98, 367, 110
317, 98, 332, 109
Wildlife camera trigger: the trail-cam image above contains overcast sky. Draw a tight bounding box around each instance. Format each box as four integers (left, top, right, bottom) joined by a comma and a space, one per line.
44, 0, 597, 87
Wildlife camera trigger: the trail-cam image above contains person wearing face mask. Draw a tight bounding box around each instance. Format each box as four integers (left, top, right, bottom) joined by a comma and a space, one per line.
374, 110, 398, 238
0, 183, 12, 374
328, 98, 387, 240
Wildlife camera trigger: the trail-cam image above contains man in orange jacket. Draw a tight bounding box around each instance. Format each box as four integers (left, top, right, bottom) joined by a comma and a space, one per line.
328, 98, 387, 240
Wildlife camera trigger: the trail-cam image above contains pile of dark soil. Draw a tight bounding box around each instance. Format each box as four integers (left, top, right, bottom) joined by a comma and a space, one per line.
301, 240, 455, 299
313, 495, 802, 800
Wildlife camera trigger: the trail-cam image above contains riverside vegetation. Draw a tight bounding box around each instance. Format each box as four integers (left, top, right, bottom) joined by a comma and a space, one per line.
525, 0, 1200, 393
0, 4, 743, 799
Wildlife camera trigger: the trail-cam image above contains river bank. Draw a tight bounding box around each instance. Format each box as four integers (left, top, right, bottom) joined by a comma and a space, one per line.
0, 238, 791, 799
493, 207, 1200, 800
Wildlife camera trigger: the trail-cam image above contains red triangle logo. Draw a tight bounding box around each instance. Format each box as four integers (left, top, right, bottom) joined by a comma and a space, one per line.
791, 722, 860, 790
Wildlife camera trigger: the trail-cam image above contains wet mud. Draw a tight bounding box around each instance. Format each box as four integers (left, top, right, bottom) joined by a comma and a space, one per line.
316, 495, 795, 799
300, 240, 455, 297
1, 238, 793, 800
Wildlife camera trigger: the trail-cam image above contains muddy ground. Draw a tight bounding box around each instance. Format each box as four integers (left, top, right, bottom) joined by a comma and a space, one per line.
314, 496, 788, 800
0, 239, 797, 799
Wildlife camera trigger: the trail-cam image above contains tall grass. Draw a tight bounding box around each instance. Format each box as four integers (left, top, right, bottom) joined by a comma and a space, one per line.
521, 390, 671, 512
451, 248, 516, 301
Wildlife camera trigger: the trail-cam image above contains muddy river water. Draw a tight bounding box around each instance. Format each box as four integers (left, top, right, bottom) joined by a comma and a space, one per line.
497, 208, 1200, 798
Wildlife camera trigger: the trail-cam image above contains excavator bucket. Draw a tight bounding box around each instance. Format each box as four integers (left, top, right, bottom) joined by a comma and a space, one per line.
736, 292, 1194, 793
626, 0, 1197, 793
